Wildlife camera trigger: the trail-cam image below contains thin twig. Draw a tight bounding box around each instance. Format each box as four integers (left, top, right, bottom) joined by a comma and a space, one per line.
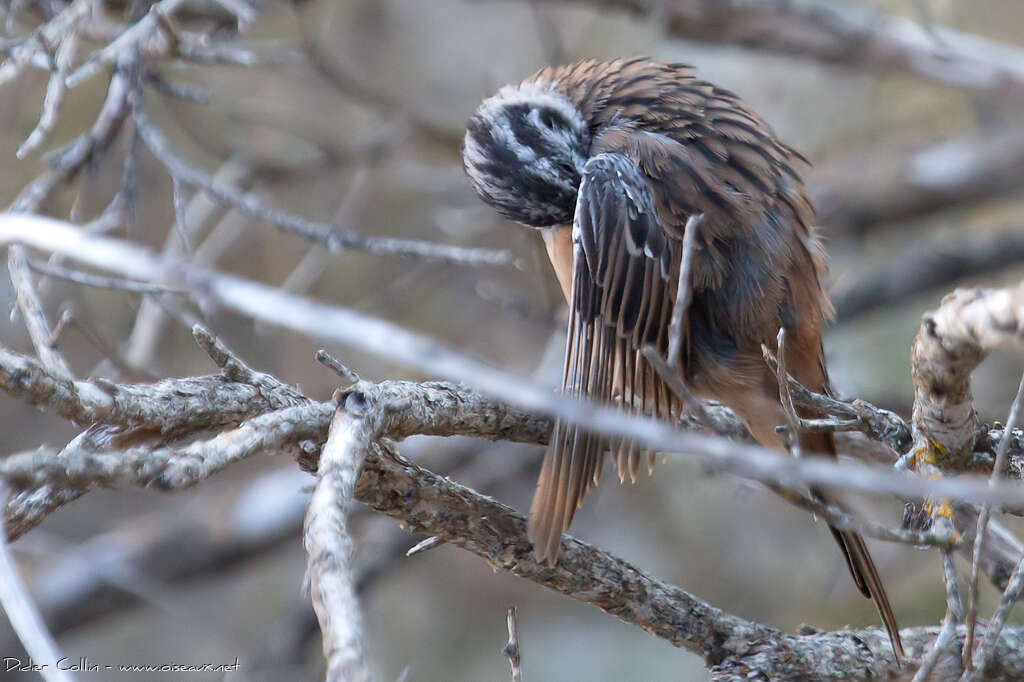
8, 246, 73, 379
766, 482, 958, 548
10, 56, 133, 214
967, 554, 1024, 680
146, 70, 213, 103
17, 28, 77, 158
171, 176, 192, 254
762, 347, 912, 454
911, 612, 957, 682
666, 213, 702, 369
0, 485, 74, 682
316, 349, 359, 385
0, 0, 90, 87
504, 606, 523, 682
65, 0, 189, 88
642, 345, 712, 426
405, 536, 443, 557
774, 328, 802, 456
963, 372, 1024, 673
27, 259, 186, 294
131, 104, 514, 268
911, 551, 965, 681
0, 404, 330, 493
644, 213, 709, 423
944, 550, 965, 623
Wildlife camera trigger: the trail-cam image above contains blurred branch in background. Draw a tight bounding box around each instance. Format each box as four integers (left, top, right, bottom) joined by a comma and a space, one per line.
527, 0, 1024, 100
812, 130, 1024, 237
832, 224, 1024, 323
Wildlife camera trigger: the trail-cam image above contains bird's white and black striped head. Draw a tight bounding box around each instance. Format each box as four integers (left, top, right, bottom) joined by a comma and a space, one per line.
463, 83, 590, 227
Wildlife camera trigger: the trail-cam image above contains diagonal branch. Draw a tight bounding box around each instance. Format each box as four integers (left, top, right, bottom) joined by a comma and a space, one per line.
0, 485, 74, 682
4, 218, 1024, 510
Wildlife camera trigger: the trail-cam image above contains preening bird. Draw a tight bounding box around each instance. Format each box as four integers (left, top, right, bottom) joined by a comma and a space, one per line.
462, 57, 903, 659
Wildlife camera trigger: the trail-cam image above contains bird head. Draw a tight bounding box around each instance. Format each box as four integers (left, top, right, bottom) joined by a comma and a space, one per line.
462, 82, 590, 227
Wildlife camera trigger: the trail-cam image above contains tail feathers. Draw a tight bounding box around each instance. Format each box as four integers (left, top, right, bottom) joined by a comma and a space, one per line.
808, 432, 903, 661
832, 527, 905, 661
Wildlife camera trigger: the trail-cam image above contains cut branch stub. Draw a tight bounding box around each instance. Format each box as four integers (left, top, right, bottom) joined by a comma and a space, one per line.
911, 285, 1024, 472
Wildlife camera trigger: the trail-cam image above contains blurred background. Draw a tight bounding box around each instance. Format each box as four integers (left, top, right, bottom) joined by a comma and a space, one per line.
2, 0, 1024, 680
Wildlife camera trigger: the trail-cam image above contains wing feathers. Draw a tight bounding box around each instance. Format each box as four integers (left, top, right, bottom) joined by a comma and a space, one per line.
528, 152, 680, 564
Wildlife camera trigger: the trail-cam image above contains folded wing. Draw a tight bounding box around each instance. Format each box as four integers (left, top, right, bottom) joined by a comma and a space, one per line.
528, 152, 682, 564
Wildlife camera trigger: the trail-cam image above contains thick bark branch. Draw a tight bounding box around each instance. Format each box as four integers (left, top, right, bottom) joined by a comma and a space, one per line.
356, 429, 1024, 680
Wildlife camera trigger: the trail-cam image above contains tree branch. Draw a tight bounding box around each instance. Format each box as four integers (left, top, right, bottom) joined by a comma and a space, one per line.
911, 284, 1024, 470
528, 0, 1024, 101
304, 405, 372, 682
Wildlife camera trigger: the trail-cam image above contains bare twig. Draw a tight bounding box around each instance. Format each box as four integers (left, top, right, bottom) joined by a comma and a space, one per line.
964, 372, 1024, 673
642, 346, 711, 426
131, 104, 514, 268
773, 328, 801, 455
764, 345, 912, 451
16, 27, 77, 158
969, 556, 1024, 680
909, 552, 964, 680
27, 259, 185, 294
945, 551, 965, 623
768, 482, 958, 549
122, 157, 253, 372
911, 612, 959, 682
666, 213, 701, 369
0, 485, 74, 682
954, 506, 1024, 594
405, 536, 443, 557
146, 70, 212, 103
0, 403, 330, 493
316, 349, 359, 385
65, 0, 189, 88
0, 0, 90, 87
10, 57, 133, 214
504, 606, 523, 682
643, 214, 708, 423
8, 245, 73, 379
170, 176, 192, 253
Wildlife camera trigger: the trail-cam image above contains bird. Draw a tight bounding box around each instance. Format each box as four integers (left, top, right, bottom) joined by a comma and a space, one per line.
461, 57, 903, 660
